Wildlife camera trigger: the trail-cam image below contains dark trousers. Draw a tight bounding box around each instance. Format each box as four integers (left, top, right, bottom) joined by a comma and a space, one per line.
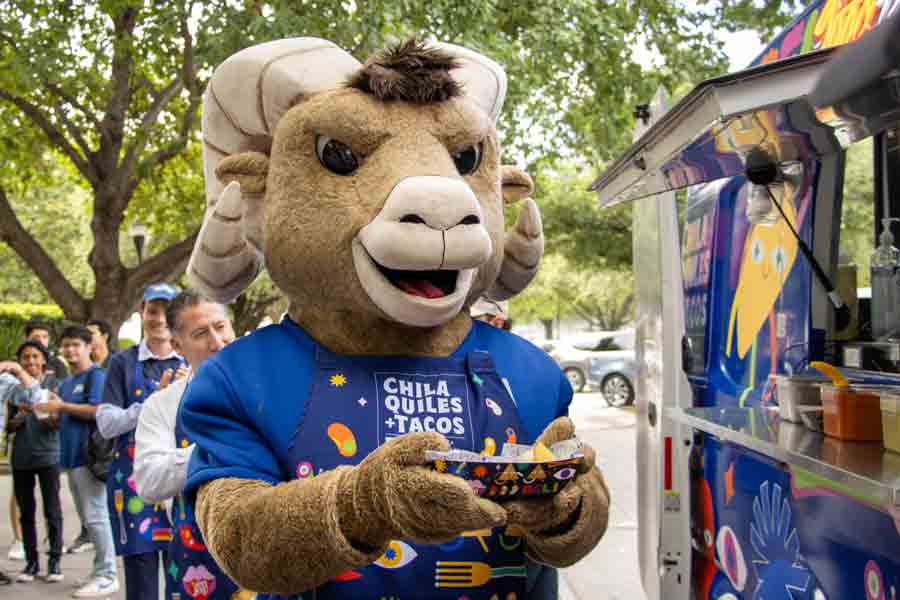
124, 551, 167, 600
12, 465, 63, 563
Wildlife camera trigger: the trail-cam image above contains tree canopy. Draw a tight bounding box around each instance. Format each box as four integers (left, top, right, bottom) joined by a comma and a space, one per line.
0, 0, 799, 331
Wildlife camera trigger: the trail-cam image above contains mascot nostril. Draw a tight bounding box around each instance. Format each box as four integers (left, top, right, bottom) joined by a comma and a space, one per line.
180, 36, 609, 600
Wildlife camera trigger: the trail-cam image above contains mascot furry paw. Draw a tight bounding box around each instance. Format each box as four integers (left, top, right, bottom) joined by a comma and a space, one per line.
181, 37, 609, 599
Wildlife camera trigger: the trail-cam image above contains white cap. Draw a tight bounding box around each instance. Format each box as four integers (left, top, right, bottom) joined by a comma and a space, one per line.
470, 298, 509, 318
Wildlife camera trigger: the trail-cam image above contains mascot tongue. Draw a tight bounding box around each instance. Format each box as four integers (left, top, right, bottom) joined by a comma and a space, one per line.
396, 278, 446, 299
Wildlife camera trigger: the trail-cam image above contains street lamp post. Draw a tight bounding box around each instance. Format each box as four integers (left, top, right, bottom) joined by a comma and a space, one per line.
128, 222, 149, 263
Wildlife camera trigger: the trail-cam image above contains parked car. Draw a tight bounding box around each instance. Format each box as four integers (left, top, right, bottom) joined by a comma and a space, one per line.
529, 332, 637, 406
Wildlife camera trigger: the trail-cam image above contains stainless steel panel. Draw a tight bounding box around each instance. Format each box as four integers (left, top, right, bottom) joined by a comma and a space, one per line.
667, 406, 900, 507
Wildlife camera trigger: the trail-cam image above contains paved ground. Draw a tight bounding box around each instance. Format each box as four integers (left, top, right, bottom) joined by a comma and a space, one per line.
558, 393, 644, 600
0, 392, 644, 599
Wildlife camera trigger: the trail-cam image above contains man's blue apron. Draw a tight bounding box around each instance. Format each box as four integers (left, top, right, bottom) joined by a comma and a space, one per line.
168, 399, 242, 600
282, 342, 528, 600
107, 359, 176, 557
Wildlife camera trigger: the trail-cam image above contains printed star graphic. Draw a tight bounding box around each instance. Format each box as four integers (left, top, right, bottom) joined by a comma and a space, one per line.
358, 397, 367, 407
385, 417, 395, 428
168, 561, 179, 579
330, 374, 347, 387
115, 470, 124, 483
472, 374, 483, 386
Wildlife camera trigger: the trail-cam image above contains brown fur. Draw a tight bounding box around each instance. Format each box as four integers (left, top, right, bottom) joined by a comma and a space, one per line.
197, 433, 506, 594
348, 39, 462, 104
196, 474, 384, 594
262, 89, 503, 355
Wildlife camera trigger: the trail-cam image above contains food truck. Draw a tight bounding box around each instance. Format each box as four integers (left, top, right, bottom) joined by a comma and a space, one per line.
589, 1, 900, 598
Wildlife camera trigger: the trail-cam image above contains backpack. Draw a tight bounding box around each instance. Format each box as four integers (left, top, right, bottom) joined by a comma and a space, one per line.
79, 368, 115, 482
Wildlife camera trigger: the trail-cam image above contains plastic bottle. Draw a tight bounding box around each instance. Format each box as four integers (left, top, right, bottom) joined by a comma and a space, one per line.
870, 217, 900, 339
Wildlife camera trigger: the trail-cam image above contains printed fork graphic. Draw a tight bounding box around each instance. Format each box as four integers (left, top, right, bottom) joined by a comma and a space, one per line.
435, 562, 527, 588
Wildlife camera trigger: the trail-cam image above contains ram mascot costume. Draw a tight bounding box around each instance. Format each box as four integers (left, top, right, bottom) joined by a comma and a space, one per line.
180, 37, 610, 600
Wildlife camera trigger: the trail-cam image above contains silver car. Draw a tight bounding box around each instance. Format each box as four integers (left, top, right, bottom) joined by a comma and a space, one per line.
535, 332, 636, 406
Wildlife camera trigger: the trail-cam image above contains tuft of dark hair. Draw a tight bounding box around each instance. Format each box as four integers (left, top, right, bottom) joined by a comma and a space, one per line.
348, 38, 462, 104
60, 325, 93, 345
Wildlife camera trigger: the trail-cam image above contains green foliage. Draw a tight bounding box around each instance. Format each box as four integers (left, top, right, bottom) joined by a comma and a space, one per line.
536, 164, 632, 272
840, 139, 875, 286
0, 302, 64, 360
0, 161, 94, 302
0, 0, 796, 330
230, 272, 288, 336
510, 254, 634, 334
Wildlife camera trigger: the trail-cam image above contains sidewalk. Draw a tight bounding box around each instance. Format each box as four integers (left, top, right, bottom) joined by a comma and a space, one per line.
0, 470, 121, 598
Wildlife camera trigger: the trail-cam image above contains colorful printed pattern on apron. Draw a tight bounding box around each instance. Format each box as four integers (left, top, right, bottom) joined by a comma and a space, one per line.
107, 358, 176, 556
281, 344, 529, 600
169, 400, 245, 600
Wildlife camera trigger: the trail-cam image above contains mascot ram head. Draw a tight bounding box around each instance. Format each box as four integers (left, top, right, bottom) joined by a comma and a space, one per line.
188, 38, 543, 354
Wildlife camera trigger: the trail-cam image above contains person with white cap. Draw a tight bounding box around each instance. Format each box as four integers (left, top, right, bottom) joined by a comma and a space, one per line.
470, 297, 511, 330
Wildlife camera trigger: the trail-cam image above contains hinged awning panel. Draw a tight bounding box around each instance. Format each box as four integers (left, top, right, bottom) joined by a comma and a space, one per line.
590, 50, 840, 208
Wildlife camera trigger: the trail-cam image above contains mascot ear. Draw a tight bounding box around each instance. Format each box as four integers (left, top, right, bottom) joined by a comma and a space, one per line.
501, 165, 534, 204
215, 151, 270, 194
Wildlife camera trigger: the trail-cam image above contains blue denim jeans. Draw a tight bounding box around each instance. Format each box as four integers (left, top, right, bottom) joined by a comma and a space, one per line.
67, 467, 117, 580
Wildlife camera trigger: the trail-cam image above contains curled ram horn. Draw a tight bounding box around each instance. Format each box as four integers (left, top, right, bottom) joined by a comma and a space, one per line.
486, 197, 544, 301
194, 38, 363, 302
187, 181, 264, 304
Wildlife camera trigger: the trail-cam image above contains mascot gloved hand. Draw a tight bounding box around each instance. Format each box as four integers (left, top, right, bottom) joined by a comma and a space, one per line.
503, 417, 610, 567
335, 431, 506, 548
196, 432, 507, 595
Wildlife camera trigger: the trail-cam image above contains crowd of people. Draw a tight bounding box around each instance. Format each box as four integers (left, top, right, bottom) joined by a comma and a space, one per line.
0, 283, 238, 600
0, 284, 514, 599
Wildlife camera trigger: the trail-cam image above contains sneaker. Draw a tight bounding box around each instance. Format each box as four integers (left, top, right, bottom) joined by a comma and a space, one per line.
0, 571, 11, 585
17, 561, 39, 583
67, 531, 93, 555
72, 577, 119, 598
7, 541, 25, 561
45, 558, 64, 583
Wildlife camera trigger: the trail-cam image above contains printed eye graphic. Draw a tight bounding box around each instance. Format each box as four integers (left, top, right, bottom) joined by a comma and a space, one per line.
751, 239, 765, 264
716, 526, 747, 592
554, 467, 577, 481
452, 142, 483, 176
375, 540, 418, 569
316, 136, 359, 175
772, 245, 787, 274
295, 462, 313, 479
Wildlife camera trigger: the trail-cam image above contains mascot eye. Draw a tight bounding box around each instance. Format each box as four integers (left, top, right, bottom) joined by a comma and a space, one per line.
452, 143, 482, 175
316, 136, 359, 175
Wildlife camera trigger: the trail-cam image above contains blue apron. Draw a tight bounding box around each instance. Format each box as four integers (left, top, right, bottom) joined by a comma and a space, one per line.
282, 342, 528, 600
168, 391, 243, 600
107, 358, 177, 557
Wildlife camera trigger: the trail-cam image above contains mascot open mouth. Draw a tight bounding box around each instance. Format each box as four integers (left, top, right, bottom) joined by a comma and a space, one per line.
352, 239, 475, 327
375, 264, 458, 299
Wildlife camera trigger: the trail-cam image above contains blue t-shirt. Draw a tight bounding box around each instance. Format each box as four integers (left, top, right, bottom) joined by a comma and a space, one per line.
182, 318, 572, 492
58, 367, 105, 470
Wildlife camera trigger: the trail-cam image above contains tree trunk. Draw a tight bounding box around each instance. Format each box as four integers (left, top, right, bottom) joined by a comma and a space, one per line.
541, 319, 554, 339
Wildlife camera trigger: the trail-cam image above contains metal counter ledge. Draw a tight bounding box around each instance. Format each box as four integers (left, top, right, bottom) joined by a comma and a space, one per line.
667, 406, 900, 509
